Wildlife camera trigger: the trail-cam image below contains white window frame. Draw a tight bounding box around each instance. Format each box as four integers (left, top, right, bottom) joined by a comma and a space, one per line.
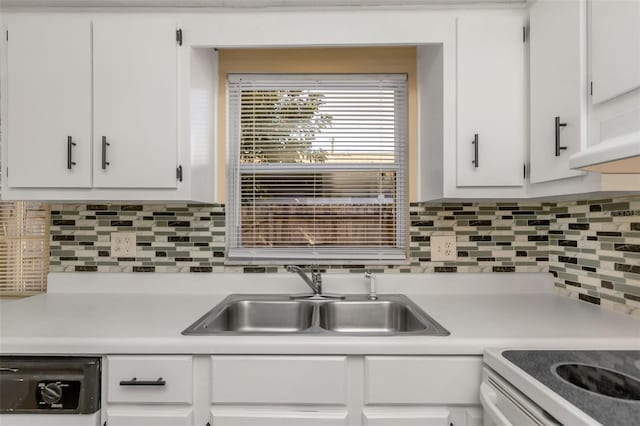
226, 73, 408, 264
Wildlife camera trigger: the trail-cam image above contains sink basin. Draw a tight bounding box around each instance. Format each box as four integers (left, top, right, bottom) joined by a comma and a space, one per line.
182, 294, 449, 336
319, 299, 449, 335
554, 363, 640, 401
182, 297, 314, 334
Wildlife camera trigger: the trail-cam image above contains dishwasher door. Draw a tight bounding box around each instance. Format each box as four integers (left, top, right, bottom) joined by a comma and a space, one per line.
481, 367, 561, 426
0, 357, 101, 426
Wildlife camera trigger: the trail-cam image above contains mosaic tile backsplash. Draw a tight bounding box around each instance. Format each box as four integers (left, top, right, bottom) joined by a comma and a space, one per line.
549, 197, 640, 317
49, 195, 640, 316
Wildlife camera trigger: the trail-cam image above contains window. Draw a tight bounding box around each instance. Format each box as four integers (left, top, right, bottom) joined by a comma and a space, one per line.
227, 74, 408, 263
0, 202, 49, 296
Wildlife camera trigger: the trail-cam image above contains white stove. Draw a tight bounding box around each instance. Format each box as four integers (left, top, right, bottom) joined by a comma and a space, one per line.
482, 348, 640, 426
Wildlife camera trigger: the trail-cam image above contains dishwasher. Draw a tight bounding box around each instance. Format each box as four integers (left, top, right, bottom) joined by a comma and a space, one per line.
0, 356, 101, 426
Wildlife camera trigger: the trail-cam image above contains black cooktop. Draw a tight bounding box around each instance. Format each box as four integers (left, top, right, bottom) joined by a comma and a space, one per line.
502, 350, 640, 426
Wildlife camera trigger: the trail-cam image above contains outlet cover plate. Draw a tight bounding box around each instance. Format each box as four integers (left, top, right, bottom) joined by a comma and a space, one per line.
431, 235, 457, 261
111, 232, 136, 258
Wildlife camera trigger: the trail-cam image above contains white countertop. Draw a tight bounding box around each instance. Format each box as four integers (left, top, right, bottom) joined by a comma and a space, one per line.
1, 272, 638, 355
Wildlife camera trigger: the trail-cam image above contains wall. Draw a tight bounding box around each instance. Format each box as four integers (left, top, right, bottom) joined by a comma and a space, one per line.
49, 195, 640, 316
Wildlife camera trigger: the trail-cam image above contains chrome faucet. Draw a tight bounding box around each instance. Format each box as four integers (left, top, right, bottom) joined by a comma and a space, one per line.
286, 265, 322, 296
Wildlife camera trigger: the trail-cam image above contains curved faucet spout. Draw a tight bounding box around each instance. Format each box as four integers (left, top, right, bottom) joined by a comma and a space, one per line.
286, 265, 321, 295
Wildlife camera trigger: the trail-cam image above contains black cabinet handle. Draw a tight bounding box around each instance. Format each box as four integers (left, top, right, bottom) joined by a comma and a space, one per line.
119, 377, 166, 386
472, 133, 479, 168
67, 136, 77, 170
555, 116, 567, 157
101, 136, 110, 170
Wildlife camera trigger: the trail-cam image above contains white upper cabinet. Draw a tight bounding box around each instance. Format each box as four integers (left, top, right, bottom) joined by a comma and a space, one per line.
529, 0, 586, 184
6, 16, 92, 188
590, 0, 640, 104
1, 14, 201, 201
457, 16, 525, 187
93, 17, 178, 189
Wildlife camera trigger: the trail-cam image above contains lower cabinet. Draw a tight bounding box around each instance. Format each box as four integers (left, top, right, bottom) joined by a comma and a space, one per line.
210, 355, 348, 404
363, 407, 481, 426
209, 355, 349, 426
210, 409, 349, 426
363, 407, 450, 426
106, 408, 194, 426
104, 355, 195, 426
103, 355, 483, 426
364, 356, 483, 426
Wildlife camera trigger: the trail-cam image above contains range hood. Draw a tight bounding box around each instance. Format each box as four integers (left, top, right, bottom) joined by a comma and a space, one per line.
569, 130, 640, 173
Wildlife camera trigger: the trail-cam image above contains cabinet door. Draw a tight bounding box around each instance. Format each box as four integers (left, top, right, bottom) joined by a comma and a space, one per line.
365, 356, 482, 405
529, 0, 586, 183
6, 16, 92, 188
210, 356, 347, 405
93, 16, 178, 188
107, 408, 193, 426
590, 0, 640, 104
210, 410, 348, 426
457, 16, 525, 187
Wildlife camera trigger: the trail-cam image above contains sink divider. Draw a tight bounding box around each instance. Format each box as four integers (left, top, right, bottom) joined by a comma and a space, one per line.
310, 302, 321, 331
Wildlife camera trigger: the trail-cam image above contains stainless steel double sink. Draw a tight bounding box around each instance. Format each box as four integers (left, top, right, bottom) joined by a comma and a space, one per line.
182, 294, 450, 336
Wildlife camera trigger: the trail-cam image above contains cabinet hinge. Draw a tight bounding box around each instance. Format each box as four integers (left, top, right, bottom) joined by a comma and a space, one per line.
176, 165, 183, 182
176, 28, 183, 46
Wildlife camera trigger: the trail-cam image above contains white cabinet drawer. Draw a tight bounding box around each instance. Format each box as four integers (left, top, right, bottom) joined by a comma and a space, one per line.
210, 356, 347, 404
107, 356, 193, 404
106, 408, 193, 426
365, 356, 482, 404
211, 408, 349, 426
363, 407, 451, 426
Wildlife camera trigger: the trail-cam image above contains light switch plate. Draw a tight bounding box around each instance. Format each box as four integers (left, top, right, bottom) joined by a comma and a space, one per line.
431, 235, 457, 261
111, 232, 136, 258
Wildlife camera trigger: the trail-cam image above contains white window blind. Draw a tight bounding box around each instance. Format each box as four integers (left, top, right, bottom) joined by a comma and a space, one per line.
0, 202, 49, 295
227, 74, 408, 263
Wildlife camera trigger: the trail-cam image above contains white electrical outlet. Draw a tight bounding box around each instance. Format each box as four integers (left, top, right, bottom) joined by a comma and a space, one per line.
111, 232, 137, 257
431, 235, 457, 261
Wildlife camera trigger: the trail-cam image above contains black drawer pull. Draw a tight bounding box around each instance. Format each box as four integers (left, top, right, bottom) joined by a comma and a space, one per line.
119, 377, 166, 386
